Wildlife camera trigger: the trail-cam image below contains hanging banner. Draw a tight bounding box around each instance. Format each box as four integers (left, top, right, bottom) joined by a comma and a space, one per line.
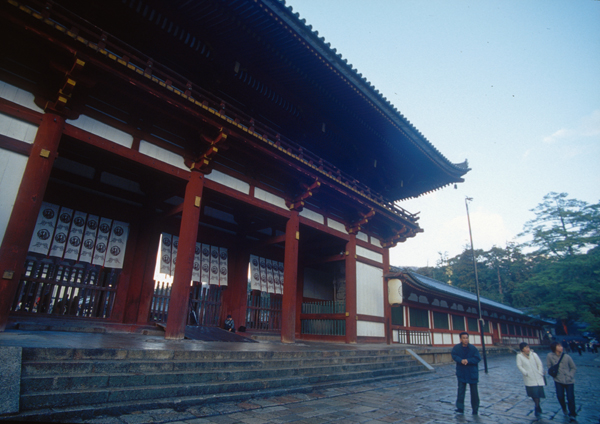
79, 214, 99, 264
219, 247, 228, 286
273, 264, 281, 295
259, 257, 268, 293
159, 233, 172, 275
210, 245, 220, 285
201, 244, 211, 283
49, 207, 73, 258
278, 261, 285, 295
250, 254, 261, 291
104, 221, 129, 269
64, 211, 87, 261
266, 259, 275, 293
92, 217, 112, 266
171, 235, 179, 275
28, 202, 60, 255
192, 242, 202, 282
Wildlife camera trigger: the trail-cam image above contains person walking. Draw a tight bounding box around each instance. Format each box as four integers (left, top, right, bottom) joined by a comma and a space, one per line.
451, 332, 481, 415
516, 342, 546, 417
547, 341, 577, 422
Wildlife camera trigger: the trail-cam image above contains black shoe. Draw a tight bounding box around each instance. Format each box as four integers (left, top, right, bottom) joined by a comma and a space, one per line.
472, 410, 478, 415
562, 408, 568, 416
454, 408, 464, 414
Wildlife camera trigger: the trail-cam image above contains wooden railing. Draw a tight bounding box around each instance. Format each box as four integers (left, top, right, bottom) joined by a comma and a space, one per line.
245, 291, 282, 331
301, 319, 346, 336
397, 329, 432, 345
11, 255, 119, 319
301, 300, 345, 314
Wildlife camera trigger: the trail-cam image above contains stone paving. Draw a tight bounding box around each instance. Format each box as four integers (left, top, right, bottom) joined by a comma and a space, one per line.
76, 351, 600, 424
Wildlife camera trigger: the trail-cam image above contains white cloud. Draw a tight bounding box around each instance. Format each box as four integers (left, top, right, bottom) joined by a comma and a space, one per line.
543, 109, 600, 144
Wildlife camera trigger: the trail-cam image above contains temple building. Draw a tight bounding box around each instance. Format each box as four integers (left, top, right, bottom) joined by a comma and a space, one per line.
387, 271, 546, 347
0, 0, 471, 343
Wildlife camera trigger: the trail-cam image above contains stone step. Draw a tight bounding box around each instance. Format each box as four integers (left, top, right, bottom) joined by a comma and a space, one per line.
21, 346, 407, 361
12, 369, 431, 423
21, 352, 415, 376
20, 363, 427, 411
21, 358, 420, 393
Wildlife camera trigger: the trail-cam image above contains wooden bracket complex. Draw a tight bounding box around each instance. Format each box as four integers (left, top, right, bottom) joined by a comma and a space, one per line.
286, 179, 321, 212
45, 56, 86, 114
346, 208, 375, 234
186, 130, 228, 172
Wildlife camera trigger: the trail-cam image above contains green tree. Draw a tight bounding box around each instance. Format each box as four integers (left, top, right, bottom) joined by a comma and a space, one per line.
515, 193, 600, 333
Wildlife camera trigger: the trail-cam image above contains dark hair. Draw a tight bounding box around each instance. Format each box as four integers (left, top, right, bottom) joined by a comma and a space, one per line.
459, 332, 469, 338
519, 342, 528, 351
550, 341, 559, 353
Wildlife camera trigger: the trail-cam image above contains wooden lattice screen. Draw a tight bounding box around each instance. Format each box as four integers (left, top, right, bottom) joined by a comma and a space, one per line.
11, 255, 119, 319
245, 291, 282, 331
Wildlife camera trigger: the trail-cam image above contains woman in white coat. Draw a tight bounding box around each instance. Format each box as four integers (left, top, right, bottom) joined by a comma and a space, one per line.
516, 342, 546, 417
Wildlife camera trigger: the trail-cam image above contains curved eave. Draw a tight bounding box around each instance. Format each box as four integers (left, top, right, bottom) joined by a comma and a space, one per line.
264, 0, 470, 181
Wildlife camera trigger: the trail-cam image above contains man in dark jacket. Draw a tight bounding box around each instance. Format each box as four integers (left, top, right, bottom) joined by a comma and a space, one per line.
451, 332, 482, 415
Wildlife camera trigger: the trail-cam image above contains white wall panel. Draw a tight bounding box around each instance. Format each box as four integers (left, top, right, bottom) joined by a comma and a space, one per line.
204, 169, 250, 194
254, 187, 286, 209
0, 113, 38, 143
357, 320, 385, 337
356, 246, 383, 263
0, 81, 43, 112
443, 333, 453, 345
452, 333, 461, 345
326, 218, 347, 234
370, 237, 381, 247
356, 231, 368, 242
139, 140, 187, 170
356, 262, 384, 317
0, 149, 28, 246
300, 208, 324, 224
67, 115, 133, 148
433, 332, 443, 345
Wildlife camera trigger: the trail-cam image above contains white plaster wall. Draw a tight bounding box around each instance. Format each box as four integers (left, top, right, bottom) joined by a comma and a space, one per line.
393, 331, 398, 342
357, 320, 385, 337
67, 115, 133, 148
356, 262, 384, 317
254, 187, 286, 209
0, 113, 38, 143
300, 208, 324, 225
139, 140, 187, 170
356, 231, 368, 242
356, 246, 383, 263
370, 237, 381, 247
443, 333, 453, 345
326, 218, 347, 234
433, 332, 443, 345
452, 333, 461, 345
0, 149, 29, 246
0, 81, 43, 112
204, 169, 249, 194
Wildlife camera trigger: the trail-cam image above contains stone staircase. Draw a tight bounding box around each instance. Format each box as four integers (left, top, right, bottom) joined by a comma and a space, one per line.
9, 346, 433, 422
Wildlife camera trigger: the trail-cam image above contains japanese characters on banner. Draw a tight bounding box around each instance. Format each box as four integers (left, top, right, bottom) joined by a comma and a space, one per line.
28, 202, 60, 254
49, 207, 73, 258
249, 255, 284, 294
27, 202, 129, 269
158, 234, 227, 286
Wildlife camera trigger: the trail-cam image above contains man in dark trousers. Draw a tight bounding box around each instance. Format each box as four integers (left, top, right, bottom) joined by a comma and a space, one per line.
451, 332, 482, 415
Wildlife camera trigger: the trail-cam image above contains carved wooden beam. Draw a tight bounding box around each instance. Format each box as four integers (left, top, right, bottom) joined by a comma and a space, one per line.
185, 130, 228, 172
346, 208, 375, 234
285, 178, 321, 212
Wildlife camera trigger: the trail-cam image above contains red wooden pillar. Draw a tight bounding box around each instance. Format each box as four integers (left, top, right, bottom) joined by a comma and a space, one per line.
0, 113, 64, 331
281, 210, 299, 343
165, 170, 204, 339
122, 216, 161, 325
294, 260, 305, 339
221, 246, 250, 332
382, 247, 392, 345
345, 234, 357, 343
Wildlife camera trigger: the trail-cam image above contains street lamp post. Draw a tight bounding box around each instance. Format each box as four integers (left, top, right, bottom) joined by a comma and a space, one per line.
465, 197, 488, 374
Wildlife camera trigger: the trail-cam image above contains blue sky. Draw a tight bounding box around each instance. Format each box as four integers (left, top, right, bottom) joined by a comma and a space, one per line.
288, 0, 600, 267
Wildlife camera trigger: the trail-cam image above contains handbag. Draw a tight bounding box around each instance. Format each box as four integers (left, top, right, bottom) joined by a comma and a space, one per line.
548, 352, 564, 378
